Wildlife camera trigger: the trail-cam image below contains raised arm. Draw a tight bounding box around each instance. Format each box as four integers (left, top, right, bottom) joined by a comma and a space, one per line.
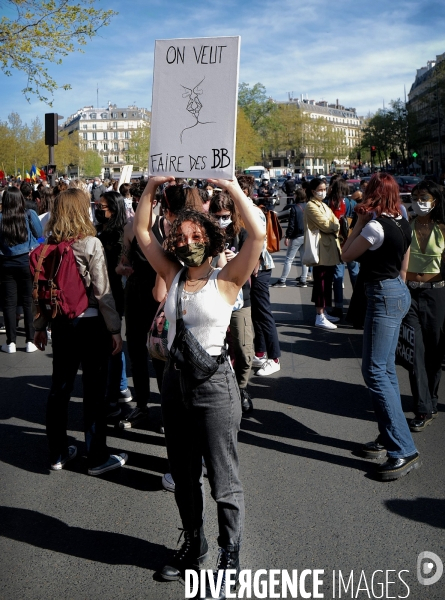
133, 176, 181, 289
207, 178, 265, 293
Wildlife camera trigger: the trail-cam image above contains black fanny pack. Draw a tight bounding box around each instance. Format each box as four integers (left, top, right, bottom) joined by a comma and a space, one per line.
169, 270, 220, 398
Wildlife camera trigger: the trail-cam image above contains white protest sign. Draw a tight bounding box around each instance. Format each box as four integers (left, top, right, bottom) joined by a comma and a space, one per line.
118, 165, 133, 189
149, 36, 240, 180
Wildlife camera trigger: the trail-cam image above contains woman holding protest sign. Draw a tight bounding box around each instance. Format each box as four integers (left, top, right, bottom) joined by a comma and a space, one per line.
134, 175, 264, 598
402, 180, 445, 433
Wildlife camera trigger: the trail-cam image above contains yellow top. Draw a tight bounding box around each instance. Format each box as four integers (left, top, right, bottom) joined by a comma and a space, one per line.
409, 220, 445, 274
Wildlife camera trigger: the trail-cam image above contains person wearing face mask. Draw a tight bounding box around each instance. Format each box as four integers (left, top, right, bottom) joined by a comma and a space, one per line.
95, 192, 130, 416
342, 173, 418, 481
403, 181, 445, 433
209, 191, 254, 413
134, 176, 265, 600
303, 177, 342, 330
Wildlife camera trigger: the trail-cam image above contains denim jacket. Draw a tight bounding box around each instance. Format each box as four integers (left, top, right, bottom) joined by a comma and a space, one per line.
0, 210, 43, 256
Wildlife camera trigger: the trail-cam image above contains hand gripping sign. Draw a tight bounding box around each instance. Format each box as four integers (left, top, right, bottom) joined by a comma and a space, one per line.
149, 36, 240, 179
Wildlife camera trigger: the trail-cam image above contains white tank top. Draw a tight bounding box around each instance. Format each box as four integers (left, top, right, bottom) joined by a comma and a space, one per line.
164, 267, 233, 356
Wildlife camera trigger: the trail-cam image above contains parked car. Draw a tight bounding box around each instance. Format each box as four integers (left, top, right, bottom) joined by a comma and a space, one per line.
346, 179, 361, 194
394, 176, 422, 193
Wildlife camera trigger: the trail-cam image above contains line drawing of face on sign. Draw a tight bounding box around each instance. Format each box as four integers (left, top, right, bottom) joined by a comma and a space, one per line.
180, 77, 215, 143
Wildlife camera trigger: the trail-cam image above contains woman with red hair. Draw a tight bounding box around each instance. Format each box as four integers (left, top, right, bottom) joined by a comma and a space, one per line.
342, 173, 419, 481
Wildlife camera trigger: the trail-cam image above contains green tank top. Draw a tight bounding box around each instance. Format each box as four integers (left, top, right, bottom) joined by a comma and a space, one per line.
409, 220, 445, 274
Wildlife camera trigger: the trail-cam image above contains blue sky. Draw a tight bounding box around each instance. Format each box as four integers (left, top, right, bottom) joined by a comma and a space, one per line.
1, 0, 445, 127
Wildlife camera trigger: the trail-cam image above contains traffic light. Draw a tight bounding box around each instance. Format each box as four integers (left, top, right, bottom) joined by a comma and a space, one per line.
412, 151, 418, 158
371, 146, 377, 157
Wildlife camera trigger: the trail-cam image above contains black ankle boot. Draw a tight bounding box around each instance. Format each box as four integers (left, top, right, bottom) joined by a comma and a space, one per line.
203, 548, 240, 600
160, 527, 208, 581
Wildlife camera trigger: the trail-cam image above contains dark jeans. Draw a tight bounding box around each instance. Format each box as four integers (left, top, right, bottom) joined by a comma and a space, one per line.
125, 278, 164, 407
162, 357, 244, 551
250, 269, 281, 358
0, 255, 35, 344
311, 265, 335, 308
404, 285, 445, 415
46, 316, 111, 468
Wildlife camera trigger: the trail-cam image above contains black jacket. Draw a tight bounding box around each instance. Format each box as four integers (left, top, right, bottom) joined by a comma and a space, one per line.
282, 179, 296, 196
286, 202, 306, 239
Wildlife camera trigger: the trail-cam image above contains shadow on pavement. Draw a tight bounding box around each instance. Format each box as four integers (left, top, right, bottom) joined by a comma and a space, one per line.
384, 497, 445, 529
249, 376, 375, 421
0, 506, 171, 570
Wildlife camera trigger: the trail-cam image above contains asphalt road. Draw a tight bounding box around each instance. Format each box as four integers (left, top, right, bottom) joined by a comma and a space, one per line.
1, 241, 444, 600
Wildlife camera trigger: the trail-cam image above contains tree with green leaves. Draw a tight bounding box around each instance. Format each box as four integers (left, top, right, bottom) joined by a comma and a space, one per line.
127, 123, 150, 171
79, 148, 102, 177
0, 0, 117, 104
361, 100, 408, 167
238, 82, 277, 133
235, 108, 262, 171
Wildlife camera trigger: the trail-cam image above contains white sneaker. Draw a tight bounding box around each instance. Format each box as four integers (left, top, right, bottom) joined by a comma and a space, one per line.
315, 314, 337, 330
26, 342, 38, 353
252, 355, 267, 368
324, 313, 340, 323
256, 359, 281, 376
1, 342, 16, 353
162, 472, 175, 492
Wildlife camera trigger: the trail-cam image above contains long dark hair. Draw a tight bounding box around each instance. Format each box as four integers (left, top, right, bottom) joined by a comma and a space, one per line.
306, 178, 325, 201
329, 179, 350, 208
99, 192, 127, 232
209, 190, 243, 237
1, 187, 28, 246
412, 180, 445, 225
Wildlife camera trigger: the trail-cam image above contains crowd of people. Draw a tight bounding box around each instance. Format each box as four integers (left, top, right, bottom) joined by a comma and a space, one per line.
0, 170, 444, 599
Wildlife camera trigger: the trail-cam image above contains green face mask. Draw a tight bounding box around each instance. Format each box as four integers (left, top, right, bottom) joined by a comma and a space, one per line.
175, 243, 209, 267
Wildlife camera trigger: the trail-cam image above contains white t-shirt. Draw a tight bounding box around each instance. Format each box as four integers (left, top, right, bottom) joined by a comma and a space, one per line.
360, 215, 403, 251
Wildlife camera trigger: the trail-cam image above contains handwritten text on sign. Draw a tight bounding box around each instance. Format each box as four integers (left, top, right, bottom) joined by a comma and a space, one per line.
149, 37, 240, 179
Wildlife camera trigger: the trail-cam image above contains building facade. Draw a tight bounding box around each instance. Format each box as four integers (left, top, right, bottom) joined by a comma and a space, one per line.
270, 96, 364, 175
407, 52, 445, 176
60, 103, 151, 178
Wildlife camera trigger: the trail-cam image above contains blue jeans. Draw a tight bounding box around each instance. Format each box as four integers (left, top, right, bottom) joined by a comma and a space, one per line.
362, 277, 417, 458
279, 236, 308, 283
333, 261, 359, 307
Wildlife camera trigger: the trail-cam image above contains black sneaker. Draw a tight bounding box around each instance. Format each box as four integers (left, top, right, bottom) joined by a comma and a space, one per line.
296, 281, 307, 288
270, 281, 286, 288
203, 548, 240, 599
106, 404, 121, 419
377, 452, 421, 481
362, 437, 386, 459
409, 413, 433, 432
159, 528, 208, 581
119, 406, 149, 429
118, 388, 133, 403
240, 388, 253, 413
